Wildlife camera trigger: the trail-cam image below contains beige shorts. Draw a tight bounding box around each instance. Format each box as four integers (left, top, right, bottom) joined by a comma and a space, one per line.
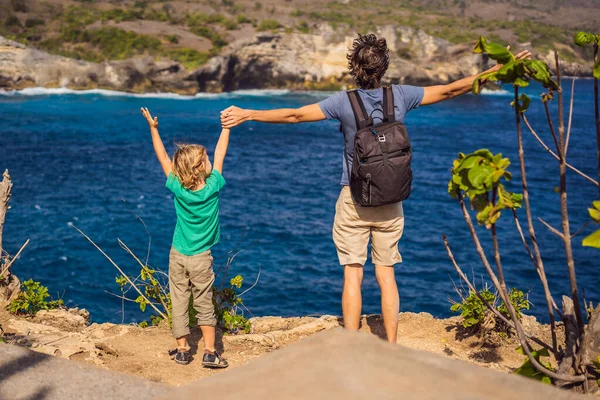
332, 186, 405, 266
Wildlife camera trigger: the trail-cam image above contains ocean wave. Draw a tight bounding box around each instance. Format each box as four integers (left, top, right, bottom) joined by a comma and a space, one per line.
0, 86, 296, 99
479, 88, 512, 96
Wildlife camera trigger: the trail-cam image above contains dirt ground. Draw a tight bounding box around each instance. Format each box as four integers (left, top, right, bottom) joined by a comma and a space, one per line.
0, 307, 559, 387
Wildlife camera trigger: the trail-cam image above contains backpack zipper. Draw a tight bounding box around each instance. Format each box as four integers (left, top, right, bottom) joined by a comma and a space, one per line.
359, 148, 410, 164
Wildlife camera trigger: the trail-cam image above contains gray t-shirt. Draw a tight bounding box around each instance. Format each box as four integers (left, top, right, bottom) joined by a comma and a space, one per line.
318, 85, 424, 185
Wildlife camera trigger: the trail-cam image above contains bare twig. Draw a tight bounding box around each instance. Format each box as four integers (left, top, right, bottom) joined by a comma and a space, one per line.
512, 211, 562, 318
522, 114, 598, 186
594, 41, 600, 198
565, 72, 578, 156
0, 239, 29, 278
0, 170, 13, 259
73, 226, 168, 321
443, 235, 553, 353
514, 86, 559, 354
118, 239, 170, 318
555, 51, 585, 335
571, 222, 592, 239
105, 290, 162, 306
543, 101, 561, 157
238, 267, 262, 297
539, 218, 565, 238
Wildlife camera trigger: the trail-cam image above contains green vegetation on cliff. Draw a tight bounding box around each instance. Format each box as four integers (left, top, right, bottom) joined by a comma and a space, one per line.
0, 0, 596, 69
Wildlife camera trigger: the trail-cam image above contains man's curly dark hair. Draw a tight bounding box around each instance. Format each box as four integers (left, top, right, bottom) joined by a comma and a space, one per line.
346, 33, 390, 89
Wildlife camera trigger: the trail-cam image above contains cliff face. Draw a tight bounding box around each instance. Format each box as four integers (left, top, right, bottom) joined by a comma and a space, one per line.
0, 36, 197, 94
192, 24, 491, 92
0, 25, 589, 94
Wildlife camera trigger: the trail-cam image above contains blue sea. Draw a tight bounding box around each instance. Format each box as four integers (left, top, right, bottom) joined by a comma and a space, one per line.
0, 82, 598, 324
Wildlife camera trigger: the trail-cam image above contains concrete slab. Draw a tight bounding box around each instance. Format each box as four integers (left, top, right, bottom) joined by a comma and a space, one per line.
0, 343, 169, 400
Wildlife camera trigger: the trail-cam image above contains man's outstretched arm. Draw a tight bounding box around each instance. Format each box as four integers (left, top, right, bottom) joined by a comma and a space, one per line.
421, 49, 531, 106
220, 104, 326, 128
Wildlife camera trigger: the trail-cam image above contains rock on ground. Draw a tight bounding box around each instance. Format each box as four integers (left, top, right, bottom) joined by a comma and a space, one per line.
0, 343, 169, 400
170, 328, 583, 400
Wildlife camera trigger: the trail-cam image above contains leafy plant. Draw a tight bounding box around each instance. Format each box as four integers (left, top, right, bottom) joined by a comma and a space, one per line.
514, 347, 553, 385
592, 356, 600, 387
574, 31, 600, 79
472, 36, 558, 95
167, 48, 210, 70
7, 279, 64, 315
448, 149, 522, 227
583, 201, 600, 248
213, 275, 251, 334
450, 287, 495, 329
450, 286, 530, 332
257, 19, 282, 31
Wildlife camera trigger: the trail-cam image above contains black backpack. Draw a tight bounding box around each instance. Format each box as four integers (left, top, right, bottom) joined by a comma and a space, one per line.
344, 87, 413, 207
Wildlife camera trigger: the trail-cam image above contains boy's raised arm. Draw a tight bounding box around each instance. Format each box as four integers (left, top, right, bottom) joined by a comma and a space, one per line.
213, 127, 230, 174
141, 107, 172, 177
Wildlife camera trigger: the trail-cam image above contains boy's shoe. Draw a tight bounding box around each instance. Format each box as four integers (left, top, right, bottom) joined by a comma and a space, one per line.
202, 350, 228, 369
170, 348, 191, 365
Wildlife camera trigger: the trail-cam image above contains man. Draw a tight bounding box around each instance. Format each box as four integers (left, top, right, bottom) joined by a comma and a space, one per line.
220, 33, 530, 343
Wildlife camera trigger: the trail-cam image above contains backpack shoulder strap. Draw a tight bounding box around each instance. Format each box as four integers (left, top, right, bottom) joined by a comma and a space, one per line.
382, 86, 396, 123
347, 90, 373, 130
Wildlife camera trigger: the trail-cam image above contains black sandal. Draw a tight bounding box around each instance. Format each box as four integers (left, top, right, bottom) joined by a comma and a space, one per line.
202, 350, 228, 368
169, 347, 191, 365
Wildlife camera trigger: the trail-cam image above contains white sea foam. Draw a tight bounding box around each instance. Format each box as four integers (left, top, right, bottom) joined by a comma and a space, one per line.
479, 88, 512, 96
0, 86, 297, 99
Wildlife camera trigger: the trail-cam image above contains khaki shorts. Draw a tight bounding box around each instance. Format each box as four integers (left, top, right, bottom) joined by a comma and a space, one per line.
169, 247, 217, 339
332, 186, 405, 266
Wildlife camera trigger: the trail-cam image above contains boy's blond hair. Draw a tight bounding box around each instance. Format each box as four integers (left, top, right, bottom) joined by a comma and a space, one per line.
172, 143, 211, 190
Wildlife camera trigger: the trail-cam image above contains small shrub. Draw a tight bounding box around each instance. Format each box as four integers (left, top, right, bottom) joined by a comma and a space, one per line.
237, 15, 251, 24
10, 0, 28, 13
24, 18, 45, 28
5, 15, 22, 28
257, 19, 282, 31
297, 20, 310, 34
165, 34, 179, 44
450, 285, 530, 333
7, 279, 64, 315
514, 347, 553, 384
167, 48, 210, 70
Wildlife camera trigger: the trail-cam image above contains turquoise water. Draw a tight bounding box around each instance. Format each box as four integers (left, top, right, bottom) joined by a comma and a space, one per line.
0, 82, 597, 324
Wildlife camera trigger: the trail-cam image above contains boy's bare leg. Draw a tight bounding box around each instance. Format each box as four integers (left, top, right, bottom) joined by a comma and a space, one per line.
200, 325, 216, 352
375, 265, 399, 343
342, 264, 364, 331
176, 336, 189, 350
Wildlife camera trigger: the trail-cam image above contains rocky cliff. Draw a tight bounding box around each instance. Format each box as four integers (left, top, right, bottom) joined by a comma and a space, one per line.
0, 25, 589, 94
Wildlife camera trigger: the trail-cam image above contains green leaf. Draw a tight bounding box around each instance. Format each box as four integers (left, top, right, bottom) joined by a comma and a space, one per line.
589, 207, 600, 222
513, 77, 529, 87
472, 149, 494, 160
574, 31, 596, 46
593, 201, 600, 210
468, 164, 495, 189
510, 93, 532, 112
594, 59, 600, 80
583, 229, 600, 248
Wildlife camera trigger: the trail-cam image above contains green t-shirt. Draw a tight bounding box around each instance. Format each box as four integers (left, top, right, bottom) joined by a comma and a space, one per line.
165, 170, 226, 255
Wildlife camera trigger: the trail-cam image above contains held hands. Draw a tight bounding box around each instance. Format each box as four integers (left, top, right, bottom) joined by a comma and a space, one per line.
220, 106, 248, 128
141, 107, 159, 129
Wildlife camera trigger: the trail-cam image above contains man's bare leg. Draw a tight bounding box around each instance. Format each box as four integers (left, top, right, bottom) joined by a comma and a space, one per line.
375, 265, 399, 343
342, 264, 364, 331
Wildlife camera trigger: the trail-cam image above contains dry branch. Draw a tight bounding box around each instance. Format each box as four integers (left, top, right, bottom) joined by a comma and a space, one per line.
73, 226, 168, 321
